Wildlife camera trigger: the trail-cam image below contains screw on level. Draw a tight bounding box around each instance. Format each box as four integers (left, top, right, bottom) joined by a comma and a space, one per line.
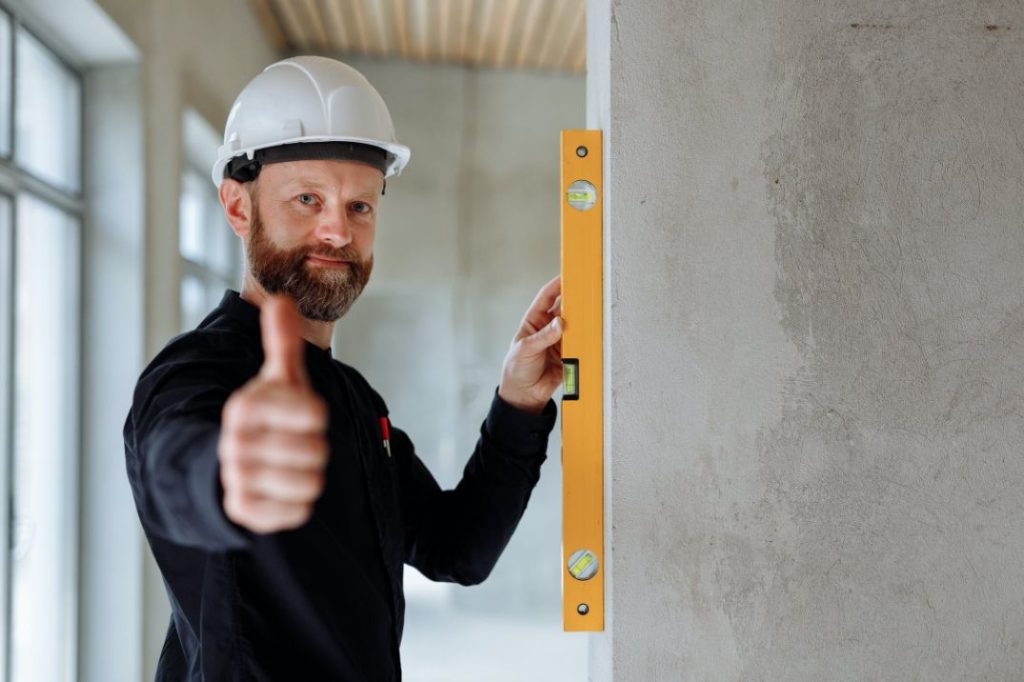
576, 145, 588, 158
577, 603, 590, 615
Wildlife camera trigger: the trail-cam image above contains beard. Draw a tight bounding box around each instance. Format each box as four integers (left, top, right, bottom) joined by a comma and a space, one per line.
246, 205, 373, 322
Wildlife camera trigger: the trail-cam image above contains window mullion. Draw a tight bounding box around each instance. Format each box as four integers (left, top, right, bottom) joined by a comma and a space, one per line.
0, 6, 84, 678
0, 163, 82, 215
0, 193, 14, 682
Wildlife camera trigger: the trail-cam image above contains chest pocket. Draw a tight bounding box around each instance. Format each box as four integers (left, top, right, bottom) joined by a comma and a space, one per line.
359, 413, 403, 559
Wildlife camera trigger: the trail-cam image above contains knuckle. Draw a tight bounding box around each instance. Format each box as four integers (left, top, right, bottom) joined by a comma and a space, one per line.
223, 491, 248, 523
275, 504, 306, 531
292, 504, 313, 527
219, 462, 237, 492
307, 396, 328, 429
233, 463, 261, 495
297, 474, 323, 502
222, 392, 249, 425
251, 518, 275, 534
306, 470, 325, 495
218, 432, 243, 464
235, 492, 257, 518
308, 436, 329, 466
288, 473, 314, 501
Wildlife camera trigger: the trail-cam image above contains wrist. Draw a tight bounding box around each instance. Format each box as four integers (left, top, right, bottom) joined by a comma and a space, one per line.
497, 384, 546, 415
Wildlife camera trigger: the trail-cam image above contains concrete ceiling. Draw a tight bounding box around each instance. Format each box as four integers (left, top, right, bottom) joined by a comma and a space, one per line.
249, 0, 586, 73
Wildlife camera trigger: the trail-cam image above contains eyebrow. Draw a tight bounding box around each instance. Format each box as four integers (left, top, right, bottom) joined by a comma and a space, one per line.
280, 177, 381, 198
281, 177, 331, 191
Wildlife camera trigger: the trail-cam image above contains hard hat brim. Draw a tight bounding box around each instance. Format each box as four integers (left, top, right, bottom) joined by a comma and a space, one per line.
212, 136, 411, 187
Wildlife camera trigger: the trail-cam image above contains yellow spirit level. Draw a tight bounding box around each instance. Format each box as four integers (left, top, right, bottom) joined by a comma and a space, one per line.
560, 130, 603, 632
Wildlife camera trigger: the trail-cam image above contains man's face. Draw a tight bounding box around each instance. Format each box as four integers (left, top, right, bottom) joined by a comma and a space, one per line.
244, 159, 383, 321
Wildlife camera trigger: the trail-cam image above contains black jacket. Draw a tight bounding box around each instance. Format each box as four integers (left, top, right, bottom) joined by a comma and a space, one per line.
123, 290, 556, 681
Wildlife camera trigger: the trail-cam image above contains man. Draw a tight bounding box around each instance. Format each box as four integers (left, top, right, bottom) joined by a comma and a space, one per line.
124, 56, 563, 681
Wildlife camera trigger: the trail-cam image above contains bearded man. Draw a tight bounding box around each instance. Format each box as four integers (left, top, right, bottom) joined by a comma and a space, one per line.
123, 56, 563, 681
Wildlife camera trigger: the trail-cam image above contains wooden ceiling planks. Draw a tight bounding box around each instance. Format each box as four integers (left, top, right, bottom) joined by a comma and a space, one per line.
364, 0, 392, 55
534, 0, 573, 70
514, 0, 546, 69
321, 0, 353, 52
256, 0, 585, 73
250, 0, 289, 50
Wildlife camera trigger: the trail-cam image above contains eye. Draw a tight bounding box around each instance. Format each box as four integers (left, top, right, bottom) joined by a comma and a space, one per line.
297, 193, 318, 206
351, 201, 373, 214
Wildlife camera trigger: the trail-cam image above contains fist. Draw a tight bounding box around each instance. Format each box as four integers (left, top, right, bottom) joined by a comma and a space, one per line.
218, 295, 329, 534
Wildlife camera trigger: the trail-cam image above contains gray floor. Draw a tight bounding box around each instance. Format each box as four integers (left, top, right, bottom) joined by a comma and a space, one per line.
401, 602, 588, 681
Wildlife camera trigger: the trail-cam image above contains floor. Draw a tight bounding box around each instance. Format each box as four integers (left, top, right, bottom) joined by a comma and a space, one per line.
400, 602, 589, 681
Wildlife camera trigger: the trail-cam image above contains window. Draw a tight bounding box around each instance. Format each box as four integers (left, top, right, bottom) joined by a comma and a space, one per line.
14, 27, 80, 193
10, 195, 79, 682
0, 14, 10, 157
180, 110, 240, 330
0, 9, 83, 682
0, 193, 9, 682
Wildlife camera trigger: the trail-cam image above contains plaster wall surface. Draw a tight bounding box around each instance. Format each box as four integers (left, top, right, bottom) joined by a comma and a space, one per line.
590, 0, 1024, 679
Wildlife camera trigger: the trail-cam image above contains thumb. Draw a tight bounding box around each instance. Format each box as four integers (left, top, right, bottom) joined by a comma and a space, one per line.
259, 295, 307, 385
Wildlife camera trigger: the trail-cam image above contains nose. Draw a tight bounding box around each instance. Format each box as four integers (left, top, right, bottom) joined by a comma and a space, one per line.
313, 203, 353, 247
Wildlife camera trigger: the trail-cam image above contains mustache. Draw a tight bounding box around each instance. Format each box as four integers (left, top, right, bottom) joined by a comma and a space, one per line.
296, 244, 363, 263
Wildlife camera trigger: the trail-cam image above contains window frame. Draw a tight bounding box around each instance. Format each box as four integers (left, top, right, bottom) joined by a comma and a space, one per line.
0, 8, 12, 161
179, 126, 242, 332
0, 190, 12, 682
3, 15, 83, 202
11, 25, 81, 194
0, 4, 84, 682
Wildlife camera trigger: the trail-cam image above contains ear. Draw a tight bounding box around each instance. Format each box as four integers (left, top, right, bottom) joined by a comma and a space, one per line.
219, 178, 254, 238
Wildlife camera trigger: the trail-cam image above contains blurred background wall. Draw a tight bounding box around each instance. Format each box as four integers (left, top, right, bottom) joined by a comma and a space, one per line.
335, 57, 581, 614
0, 0, 587, 680
334, 59, 585, 678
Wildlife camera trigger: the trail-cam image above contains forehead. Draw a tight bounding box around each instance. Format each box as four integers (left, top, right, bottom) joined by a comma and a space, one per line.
258, 159, 384, 193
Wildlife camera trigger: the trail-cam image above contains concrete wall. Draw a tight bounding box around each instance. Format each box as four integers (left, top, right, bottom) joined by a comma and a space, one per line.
81, 63, 146, 682
335, 58, 584, 615
590, 0, 1024, 679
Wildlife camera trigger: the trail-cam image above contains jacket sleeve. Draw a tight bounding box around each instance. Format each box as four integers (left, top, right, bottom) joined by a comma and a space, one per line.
396, 389, 557, 585
123, 345, 255, 552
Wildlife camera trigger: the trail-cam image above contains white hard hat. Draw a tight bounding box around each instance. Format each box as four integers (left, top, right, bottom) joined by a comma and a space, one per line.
211, 56, 411, 187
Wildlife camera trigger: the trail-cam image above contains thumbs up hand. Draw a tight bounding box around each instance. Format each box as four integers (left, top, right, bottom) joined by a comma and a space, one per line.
218, 295, 329, 534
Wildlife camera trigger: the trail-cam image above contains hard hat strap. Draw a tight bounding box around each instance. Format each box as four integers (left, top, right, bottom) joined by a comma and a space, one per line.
224, 141, 389, 183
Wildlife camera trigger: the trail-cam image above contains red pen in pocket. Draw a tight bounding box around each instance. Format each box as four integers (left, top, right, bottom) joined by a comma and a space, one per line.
379, 417, 392, 458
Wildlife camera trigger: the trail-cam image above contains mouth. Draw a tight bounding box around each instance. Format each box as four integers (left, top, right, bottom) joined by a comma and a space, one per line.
306, 255, 352, 268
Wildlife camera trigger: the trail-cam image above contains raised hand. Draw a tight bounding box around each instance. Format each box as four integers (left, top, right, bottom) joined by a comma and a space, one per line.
498, 275, 564, 415
217, 295, 329, 533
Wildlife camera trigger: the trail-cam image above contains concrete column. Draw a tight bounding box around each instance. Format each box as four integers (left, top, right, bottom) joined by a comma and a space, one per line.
80, 63, 145, 682
94, 1, 275, 676
590, 0, 1024, 678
